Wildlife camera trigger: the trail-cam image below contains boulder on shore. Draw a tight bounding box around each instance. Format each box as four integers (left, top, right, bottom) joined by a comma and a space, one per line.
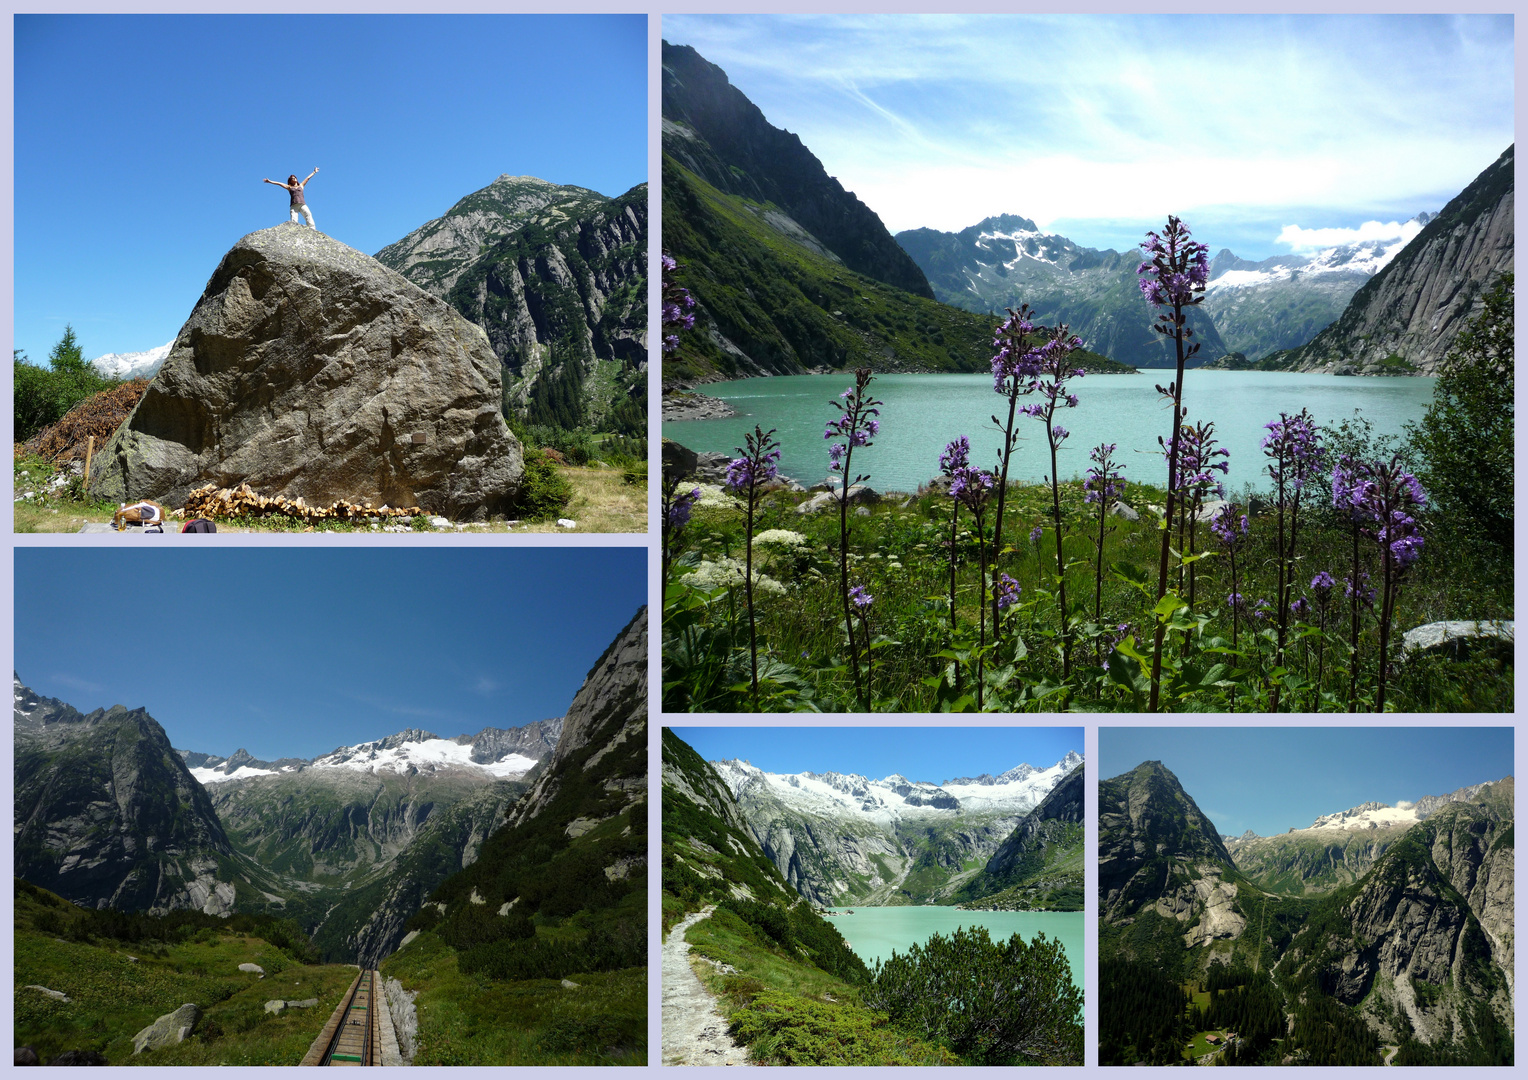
89, 224, 523, 520
132, 1003, 199, 1054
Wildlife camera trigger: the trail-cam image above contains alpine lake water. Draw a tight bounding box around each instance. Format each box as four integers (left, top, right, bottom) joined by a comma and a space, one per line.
666, 371, 1437, 495
825, 906, 1085, 1006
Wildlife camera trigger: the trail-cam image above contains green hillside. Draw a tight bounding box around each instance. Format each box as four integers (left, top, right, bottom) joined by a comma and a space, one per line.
661, 729, 1081, 1066
13, 879, 353, 1066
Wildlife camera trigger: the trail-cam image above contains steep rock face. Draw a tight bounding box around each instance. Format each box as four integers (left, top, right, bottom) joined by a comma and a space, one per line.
89, 224, 523, 519
1098, 761, 1246, 945
377, 177, 647, 432
661, 729, 800, 908
663, 41, 933, 300
982, 762, 1084, 878
503, 606, 647, 831
325, 781, 524, 967
404, 607, 648, 969
1283, 783, 1514, 1048
897, 215, 1229, 368
1269, 146, 1513, 374
13, 675, 239, 916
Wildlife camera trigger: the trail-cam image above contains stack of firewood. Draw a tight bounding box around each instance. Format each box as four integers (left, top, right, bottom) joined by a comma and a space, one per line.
182, 483, 424, 523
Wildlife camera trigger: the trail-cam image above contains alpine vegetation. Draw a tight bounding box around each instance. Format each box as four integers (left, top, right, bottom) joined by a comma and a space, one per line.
662, 229, 1511, 712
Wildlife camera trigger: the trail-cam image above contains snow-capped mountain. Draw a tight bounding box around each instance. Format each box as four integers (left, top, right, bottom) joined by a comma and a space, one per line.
309, 728, 540, 779
711, 751, 1081, 828
1206, 214, 1434, 293
710, 753, 1084, 905
1199, 212, 1434, 359
180, 719, 562, 786
90, 342, 172, 380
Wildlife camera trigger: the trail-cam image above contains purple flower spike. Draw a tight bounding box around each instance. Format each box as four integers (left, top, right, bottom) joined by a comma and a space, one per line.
667, 486, 701, 530
848, 585, 874, 609
995, 573, 1022, 610
940, 436, 971, 477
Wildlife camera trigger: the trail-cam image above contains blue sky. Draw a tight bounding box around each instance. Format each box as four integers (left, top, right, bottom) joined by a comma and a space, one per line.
664, 14, 1513, 259
668, 726, 1082, 786
1100, 727, 1515, 838
14, 547, 646, 762
14, 14, 647, 365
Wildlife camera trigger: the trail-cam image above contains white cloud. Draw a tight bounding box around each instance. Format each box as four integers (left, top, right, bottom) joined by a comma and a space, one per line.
1276, 218, 1425, 252
665, 14, 1512, 242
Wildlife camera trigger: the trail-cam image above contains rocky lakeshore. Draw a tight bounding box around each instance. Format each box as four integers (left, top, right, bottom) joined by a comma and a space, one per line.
662, 390, 738, 422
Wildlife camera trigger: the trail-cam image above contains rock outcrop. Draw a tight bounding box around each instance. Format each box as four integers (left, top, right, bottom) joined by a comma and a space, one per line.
1283, 780, 1514, 1048
1098, 760, 1243, 929
13, 675, 244, 915
132, 1004, 199, 1054
89, 224, 523, 519
1267, 145, 1513, 375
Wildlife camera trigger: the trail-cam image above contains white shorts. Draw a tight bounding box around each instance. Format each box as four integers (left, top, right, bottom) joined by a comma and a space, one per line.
289, 204, 316, 228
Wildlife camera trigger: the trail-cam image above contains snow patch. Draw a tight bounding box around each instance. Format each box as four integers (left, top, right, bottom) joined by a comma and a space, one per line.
90, 342, 172, 380
310, 735, 537, 778
191, 765, 278, 785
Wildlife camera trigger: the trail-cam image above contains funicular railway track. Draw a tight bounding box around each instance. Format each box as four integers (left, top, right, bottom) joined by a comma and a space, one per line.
300, 969, 382, 1066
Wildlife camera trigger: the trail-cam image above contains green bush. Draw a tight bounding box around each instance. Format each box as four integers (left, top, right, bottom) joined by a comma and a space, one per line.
436, 902, 534, 951
865, 926, 1082, 1065
511, 452, 573, 520
458, 920, 643, 981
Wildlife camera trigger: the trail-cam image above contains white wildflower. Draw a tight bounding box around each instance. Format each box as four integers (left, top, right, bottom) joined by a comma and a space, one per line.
752, 529, 808, 550
686, 557, 787, 596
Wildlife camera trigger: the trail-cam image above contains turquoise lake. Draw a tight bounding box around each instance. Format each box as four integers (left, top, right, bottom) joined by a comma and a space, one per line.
666, 371, 1436, 495
826, 906, 1085, 1003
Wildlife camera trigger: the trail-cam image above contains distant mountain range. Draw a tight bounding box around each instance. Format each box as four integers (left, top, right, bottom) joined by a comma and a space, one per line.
90, 342, 171, 380
1099, 759, 1514, 1065
11, 654, 614, 968
177, 720, 562, 785
662, 39, 1510, 382
709, 751, 1084, 906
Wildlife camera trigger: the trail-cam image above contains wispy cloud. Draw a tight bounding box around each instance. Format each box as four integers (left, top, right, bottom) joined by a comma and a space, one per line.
49, 673, 105, 695
665, 14, 1512, 256
472, 676, 501, 696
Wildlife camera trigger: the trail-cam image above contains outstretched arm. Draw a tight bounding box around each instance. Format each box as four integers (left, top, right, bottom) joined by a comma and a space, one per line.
263, 178, 292, 190
302, 167, 319, 185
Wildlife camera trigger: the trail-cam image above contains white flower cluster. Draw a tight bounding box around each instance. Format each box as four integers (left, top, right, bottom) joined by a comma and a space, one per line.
687, 557, 788, 595
692, 483, 740, 509
751, 529, 808, 550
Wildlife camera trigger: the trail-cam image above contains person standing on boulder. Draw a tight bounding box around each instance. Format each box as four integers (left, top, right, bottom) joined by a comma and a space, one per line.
263, 168, 319, 228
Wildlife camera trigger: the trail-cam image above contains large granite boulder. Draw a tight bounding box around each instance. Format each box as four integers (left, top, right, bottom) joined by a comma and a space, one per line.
89, 224, 523, 520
